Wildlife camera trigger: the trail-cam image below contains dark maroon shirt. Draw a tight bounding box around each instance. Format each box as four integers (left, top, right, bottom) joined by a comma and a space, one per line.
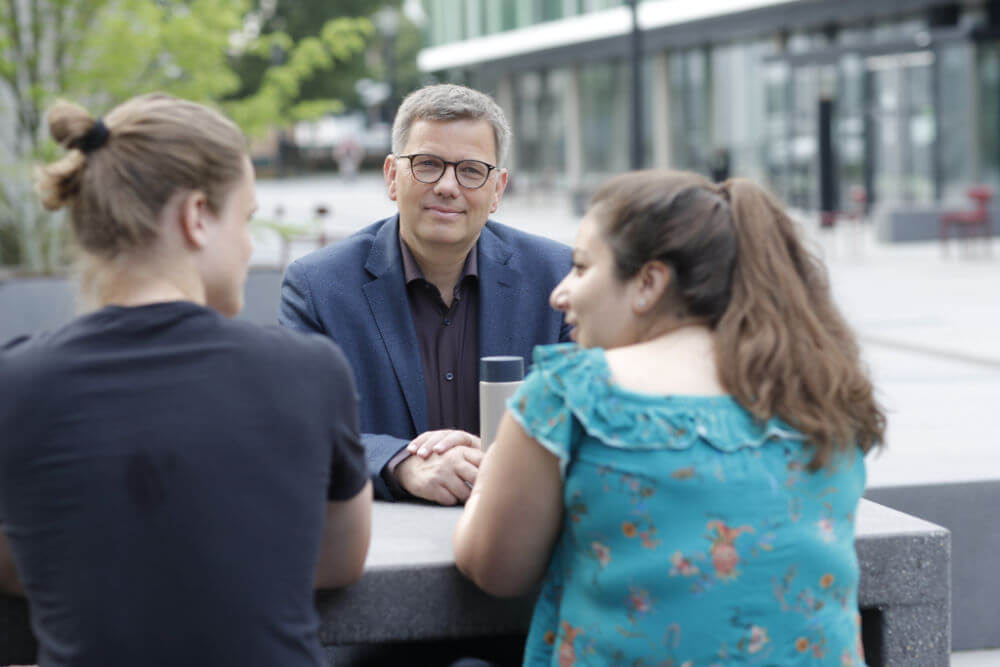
382, 240, 481, 496
400, 238, 480, 436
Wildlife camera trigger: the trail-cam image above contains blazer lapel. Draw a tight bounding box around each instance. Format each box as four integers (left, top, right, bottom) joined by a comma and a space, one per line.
478, 223, 532, 363
362, 216, 429, 434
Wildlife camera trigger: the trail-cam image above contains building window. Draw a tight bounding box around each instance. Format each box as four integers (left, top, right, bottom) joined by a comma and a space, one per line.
513, 69, 568, 182
936, 43, 974, 202
669, 48, 710, 173
579, 60, 631, 177
978, 41, 1000, 188
867, 51, 936, 205
541, 0, 567, 22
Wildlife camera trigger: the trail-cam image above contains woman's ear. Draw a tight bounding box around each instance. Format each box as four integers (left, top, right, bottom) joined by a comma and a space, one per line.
634, 260, 671, 314
178, 191, 211, 249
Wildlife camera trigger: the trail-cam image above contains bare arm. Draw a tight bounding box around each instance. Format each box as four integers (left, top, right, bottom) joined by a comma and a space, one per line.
315, 480, 373, 589
453, 412, 563, 597
0, 527, 24, 596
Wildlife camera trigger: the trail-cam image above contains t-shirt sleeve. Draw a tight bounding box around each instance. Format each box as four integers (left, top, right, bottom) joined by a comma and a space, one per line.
320, 342, 368, 501
505, 366, 577, 478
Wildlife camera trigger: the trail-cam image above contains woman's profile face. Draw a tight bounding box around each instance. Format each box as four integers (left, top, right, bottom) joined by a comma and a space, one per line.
549, 211, 637, 349
199, 156, 257, 317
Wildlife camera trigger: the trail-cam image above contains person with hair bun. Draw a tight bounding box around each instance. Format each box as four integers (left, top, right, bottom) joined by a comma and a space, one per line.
454, 170, 885, 666
0, 94, 371, 667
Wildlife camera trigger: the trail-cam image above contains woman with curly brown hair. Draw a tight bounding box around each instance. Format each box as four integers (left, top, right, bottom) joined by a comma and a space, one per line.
0, 94, 371, 667
454, 170, 884, 666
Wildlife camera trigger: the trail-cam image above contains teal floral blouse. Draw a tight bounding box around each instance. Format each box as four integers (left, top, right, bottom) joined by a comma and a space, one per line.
507, 344, 867, 667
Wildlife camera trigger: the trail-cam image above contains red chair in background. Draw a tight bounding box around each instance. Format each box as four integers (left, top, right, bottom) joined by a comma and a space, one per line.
940, 186, 993, 256
818, 186, 867, 228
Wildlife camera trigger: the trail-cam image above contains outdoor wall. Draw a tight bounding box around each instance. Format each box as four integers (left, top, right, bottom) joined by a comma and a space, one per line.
0, 275, 75, 343
0, 268, 286, 344
877, 206, 1000, 243
237, 267, 285, 327
865, 480, 1000, 650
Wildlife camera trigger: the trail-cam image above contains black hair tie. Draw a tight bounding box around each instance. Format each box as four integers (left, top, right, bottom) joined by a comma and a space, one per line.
78, 118, 110, 154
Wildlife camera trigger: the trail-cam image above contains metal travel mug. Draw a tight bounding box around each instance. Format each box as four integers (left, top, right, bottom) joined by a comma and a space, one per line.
479, 356, 524, 452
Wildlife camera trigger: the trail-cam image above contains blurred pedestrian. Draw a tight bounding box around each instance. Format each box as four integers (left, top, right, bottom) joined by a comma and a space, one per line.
334, 134, 363, 181
708, 146, 731, 183
454, 170, 884, 666
0, 93, 371, 667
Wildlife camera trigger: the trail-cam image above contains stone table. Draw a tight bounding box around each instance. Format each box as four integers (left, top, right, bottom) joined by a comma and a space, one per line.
0, 499, 950, 666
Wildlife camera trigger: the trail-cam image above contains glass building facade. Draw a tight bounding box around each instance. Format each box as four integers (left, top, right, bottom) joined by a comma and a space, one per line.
424, 0, 632, 46
420, 0, 1000, 212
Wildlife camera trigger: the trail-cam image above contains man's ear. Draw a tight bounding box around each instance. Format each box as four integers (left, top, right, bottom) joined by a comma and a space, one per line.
384, 154, 398, 202
490, 168, 509, 214
179, 191, 211, 249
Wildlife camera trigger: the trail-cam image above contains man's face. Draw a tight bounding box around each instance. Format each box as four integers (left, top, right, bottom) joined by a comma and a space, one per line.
384, 118, 508, 256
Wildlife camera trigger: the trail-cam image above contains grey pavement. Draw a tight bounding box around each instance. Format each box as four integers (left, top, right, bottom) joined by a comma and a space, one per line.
254, 172, 1000, 492
811, 225, 999, 489
952, 649, 1000, 666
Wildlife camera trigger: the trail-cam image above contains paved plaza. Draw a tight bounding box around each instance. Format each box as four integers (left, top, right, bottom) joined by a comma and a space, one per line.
255, 172, 1000, 492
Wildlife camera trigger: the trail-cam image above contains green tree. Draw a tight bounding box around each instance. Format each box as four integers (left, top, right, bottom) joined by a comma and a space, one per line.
232, 0, 390, 111
232, 1, 428, 123
0, 0, 371, 272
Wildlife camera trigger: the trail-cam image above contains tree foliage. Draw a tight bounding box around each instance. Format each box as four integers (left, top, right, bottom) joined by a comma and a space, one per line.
233, 0, 390, 114
0, 0, 374, 271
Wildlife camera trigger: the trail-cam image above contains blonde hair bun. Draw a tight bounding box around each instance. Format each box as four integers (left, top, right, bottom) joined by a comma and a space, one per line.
47, 100, 99, 150
35, 100, 99, 211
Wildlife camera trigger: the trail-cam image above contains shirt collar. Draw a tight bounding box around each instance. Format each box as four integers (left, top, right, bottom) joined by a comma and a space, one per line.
399, 235, 479, 285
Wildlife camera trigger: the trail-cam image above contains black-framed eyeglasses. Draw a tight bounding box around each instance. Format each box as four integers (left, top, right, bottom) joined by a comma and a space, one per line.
397, 153, 497, 190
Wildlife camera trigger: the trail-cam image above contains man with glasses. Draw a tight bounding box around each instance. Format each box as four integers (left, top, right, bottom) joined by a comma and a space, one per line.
280, 84, 571, 504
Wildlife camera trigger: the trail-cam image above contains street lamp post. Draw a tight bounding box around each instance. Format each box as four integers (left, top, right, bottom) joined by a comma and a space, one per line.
627, 0, 642, 170
373, 6, 400, 124
270, 43, 291, 176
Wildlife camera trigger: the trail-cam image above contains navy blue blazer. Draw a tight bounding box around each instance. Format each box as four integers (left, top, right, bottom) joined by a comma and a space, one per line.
279, 215, 572, 500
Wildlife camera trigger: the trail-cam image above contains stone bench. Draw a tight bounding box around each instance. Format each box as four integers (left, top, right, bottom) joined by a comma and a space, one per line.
878, 205, 1000, 243
866, 480, 998, 651
0, 499, 950, 666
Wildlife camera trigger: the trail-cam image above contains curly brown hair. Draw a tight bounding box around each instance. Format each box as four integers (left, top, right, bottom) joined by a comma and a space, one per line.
590, 170, 884, 470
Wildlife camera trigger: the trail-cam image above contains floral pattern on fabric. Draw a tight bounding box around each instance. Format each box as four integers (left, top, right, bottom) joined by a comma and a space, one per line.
511, 344, 868, 666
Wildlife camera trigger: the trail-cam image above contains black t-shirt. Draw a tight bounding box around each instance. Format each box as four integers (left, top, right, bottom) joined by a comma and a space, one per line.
0, 301, 367, 667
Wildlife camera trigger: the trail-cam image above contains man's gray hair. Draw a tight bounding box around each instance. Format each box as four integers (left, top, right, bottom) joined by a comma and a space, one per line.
391, 84, 512, 168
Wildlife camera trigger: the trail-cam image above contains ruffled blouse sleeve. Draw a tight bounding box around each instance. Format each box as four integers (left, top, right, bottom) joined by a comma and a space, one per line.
506, 343, 590, 477
506, 342, 808, 479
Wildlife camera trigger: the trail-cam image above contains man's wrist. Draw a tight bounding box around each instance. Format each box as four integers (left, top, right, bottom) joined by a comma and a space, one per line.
381, 446, 413, 499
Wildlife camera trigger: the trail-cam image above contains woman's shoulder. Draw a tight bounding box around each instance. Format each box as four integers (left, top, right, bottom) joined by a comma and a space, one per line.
523, 343, 612, 404
527, 345, 804, 454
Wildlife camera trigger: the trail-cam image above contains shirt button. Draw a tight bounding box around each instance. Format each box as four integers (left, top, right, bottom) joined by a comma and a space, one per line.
445, 372, 455, 381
